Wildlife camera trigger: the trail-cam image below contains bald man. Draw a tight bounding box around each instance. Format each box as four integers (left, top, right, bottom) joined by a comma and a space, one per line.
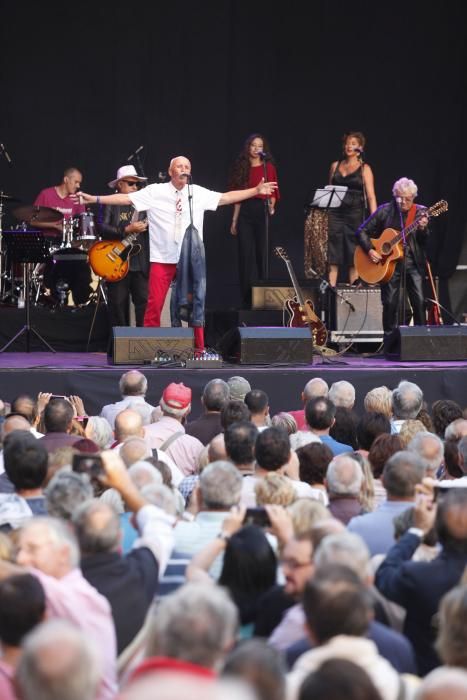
79, 156, 277, 350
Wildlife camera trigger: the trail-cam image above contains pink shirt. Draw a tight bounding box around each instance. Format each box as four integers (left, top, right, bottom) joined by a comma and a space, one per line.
144, 416, 204, 476
0, 660, 17, 700
32, 567, 117, 700
34, 187, 85, 237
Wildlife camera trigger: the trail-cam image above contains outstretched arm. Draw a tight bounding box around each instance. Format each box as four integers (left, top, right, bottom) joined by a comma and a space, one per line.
219, 178, 277, 206
76, 192, 132, 206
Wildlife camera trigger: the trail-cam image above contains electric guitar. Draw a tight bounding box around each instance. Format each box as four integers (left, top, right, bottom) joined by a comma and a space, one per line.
88, 229, 143, 282
354, 200, 448, 285
274, 246, 328, 347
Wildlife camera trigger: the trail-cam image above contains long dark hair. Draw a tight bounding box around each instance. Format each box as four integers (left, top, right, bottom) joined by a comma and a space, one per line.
228, 133, 275, 189
218, 524, 277, 624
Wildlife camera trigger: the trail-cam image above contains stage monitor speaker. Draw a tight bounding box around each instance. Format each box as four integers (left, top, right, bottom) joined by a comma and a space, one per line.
384, 325, 467, 361
335, 285, 383, 332
219, 327, 313, 365
112, 327, 194, 365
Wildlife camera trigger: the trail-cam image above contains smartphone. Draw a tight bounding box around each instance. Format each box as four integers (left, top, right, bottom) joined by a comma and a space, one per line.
72, 453, 104, 479
243, 507, 271, 528
50, 395, 67, 400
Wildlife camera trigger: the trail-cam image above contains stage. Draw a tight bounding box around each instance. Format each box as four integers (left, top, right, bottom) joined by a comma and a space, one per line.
0, 350, 465, 418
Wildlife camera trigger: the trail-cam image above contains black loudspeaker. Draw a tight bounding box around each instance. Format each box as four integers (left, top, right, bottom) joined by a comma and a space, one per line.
219, 327, 313, 365
112, 327, 194, 364
384, 325, 467, 361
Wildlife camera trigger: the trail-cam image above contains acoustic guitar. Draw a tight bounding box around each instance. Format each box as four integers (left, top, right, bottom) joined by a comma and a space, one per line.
88, 229, 143, 282
274, 246, 328, 347
354, 200, 448, 285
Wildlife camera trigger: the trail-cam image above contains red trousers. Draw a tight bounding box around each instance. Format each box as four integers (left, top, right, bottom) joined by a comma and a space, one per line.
143, 262, 204, 350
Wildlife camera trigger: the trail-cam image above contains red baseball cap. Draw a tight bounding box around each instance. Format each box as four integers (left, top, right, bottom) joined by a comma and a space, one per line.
161, 382, 192, 410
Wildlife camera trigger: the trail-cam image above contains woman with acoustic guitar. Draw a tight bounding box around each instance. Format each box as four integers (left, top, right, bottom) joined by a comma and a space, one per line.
327, 131, 377, 287
229, 133, 281, 308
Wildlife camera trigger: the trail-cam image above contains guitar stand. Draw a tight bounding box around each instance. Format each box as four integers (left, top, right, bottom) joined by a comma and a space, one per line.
86, 278, 108, 352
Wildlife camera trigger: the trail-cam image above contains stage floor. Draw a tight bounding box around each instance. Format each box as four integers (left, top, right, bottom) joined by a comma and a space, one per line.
1, 351, 466, 418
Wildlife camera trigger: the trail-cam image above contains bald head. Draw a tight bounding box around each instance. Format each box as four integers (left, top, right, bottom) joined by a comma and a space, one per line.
416, 668, 467, 700
208, 433, 227, 463
120, 436, 152, 467
303, 377, 329, 402
3, 414, 32, 435
114, 409, 144, 442
119, 370, 148, 397
73, 499, 120, 555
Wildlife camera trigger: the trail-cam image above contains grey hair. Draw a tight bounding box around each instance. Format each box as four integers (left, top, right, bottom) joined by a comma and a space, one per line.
202, 379, 230, 411
289, 431, 320, 451
363, 386, 393, 417
445, 419, 467, 441
119, 370, 148, 397
314, 532, 371, 581
328, 381, 356, 409
303, 377, 329, 400
72, 499, 120, 555
128, 460, 163, 490
408, 431, 444, 473
391, 380, 423, 420
120, 436, 152, 467
141, 483, 178, 516
326, 455, 363, 496
199, 461, 242, 509
16, 619, 101, 700
45, 471, 93, 520
23, 517, 80, 568
459, 436, 467, 475
85, 416, 113, 449
415, 667, 467, 700
392, 177, 418, 198
145, 583, 238, 670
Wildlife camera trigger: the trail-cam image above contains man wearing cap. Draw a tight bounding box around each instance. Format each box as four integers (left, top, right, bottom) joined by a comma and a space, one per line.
99, 166, 149, 327
78, 156, 277, 350
144, 383, 203, 476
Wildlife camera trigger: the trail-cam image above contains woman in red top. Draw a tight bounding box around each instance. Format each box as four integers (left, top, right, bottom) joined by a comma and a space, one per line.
229, 133, 280, 307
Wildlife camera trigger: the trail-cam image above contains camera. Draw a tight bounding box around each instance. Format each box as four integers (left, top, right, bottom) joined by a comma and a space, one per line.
72, 454, 104, 479
243, 507, 271, 528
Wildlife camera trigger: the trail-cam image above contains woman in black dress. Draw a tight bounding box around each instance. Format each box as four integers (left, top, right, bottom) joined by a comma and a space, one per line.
327, 131, 377, 287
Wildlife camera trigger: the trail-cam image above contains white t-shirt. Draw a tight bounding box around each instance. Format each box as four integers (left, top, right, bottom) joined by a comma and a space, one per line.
130, 182, 222, 263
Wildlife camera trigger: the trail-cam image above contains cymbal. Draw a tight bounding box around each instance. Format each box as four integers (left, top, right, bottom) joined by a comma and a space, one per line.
0, 191, 20, 202
12, 204, 63, 224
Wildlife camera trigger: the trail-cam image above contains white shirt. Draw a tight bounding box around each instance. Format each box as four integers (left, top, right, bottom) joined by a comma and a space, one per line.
100, 395, 157, 429
130, 182, 222, 263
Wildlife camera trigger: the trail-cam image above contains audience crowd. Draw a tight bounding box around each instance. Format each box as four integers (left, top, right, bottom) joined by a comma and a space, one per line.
1, 374, 467, 700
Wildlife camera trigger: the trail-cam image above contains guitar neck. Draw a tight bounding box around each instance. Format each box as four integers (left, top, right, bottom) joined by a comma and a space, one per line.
391, 205, 433, 247
285, 260, 305, 307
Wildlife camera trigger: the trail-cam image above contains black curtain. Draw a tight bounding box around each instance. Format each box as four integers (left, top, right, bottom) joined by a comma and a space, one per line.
1, 0, 466, 310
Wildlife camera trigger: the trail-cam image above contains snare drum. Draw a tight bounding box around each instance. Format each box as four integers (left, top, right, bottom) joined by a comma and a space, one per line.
73, 212, 98, 249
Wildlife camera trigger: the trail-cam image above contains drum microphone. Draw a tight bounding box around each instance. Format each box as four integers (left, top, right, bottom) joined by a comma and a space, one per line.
127, 145, 144, 162
0, 142, 12, 166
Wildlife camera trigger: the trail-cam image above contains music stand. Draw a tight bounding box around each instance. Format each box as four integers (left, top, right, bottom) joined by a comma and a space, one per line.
0, 230, 56, 352
309, 185, 348, 210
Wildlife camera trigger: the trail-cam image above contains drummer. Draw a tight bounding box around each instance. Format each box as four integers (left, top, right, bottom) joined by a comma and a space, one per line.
34, 167, 85, 239
33, 167, 91, 305
99, 165, 149, 327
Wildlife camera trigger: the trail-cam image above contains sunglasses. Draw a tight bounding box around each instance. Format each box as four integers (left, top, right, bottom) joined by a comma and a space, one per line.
122, 181, 140, 187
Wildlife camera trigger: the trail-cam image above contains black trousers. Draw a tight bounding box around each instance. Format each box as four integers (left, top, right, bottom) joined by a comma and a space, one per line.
106, 270, 148, 327
381, 253, 425, 335
237, 198, 268, 306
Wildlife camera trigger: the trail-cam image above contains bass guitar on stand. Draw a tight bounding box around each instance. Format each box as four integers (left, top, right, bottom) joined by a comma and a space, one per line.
354, 200, 448, 285
274, 246, 328, 347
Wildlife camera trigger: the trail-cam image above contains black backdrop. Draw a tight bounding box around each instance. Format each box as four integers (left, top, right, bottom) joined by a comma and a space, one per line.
1, 1, 466, 312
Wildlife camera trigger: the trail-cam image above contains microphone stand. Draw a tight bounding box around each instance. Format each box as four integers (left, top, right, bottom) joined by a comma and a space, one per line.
358, 151, 368, 222
396, 199, 408, 328
260, 153, 270, 280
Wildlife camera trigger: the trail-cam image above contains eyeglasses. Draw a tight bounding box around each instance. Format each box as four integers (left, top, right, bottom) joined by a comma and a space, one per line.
279, 558, 313, 570
122, 181, 139, 187
397, 195, 414, 202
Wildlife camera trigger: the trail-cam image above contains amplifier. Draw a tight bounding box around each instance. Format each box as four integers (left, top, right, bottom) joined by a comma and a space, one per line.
334, 285, 383, 334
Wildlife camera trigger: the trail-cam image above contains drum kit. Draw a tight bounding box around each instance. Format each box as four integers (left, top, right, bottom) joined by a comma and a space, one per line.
0, 193, 99, 308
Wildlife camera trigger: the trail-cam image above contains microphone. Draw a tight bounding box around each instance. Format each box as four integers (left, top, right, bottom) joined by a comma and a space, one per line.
257, 150, 269, 159
127, 145, 144, 162
395, 196, 402, 208
0, 143, 12, 166
180, 173, 192, 180
353, 147, 364, 155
